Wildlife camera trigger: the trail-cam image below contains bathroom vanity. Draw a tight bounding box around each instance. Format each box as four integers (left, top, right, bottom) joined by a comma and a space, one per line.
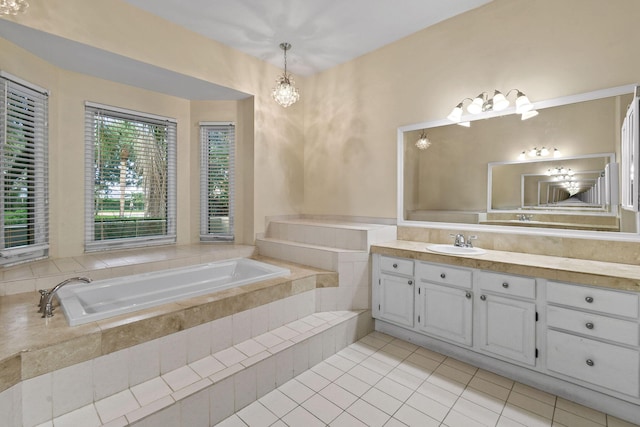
371, 241, 640, 423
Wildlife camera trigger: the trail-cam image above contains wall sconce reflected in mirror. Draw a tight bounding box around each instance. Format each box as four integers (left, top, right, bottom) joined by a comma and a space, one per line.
517, 147, 561, 161
415, 130, 431, 150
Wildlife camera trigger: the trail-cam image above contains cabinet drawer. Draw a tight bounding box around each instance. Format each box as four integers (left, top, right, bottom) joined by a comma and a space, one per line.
547, 306, 639, 346
379, 256, 414, 276
547, 330, 640, 397
477, 271, 535, 299
416, 262, 472, 289
547, 282, 639, 319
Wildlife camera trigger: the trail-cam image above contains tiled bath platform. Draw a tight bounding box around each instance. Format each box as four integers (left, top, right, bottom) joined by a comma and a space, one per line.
0, 242, 364, 426
26, 310, 372, 426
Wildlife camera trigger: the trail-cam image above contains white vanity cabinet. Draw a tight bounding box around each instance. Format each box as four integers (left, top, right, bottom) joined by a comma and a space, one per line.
415, 262, 473, 346
476, 271, 537, 366
546, 281, 640, 397
373, 256, 415, 328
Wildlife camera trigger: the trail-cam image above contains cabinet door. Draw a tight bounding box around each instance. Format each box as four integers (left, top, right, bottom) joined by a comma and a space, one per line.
417, 283, 473, 346
477, 293, 536, 366
377, 274, 414, 328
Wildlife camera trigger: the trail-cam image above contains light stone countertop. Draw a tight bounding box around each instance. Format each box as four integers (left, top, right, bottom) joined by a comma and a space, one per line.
0, 257, 337, 393
372, 240, 640, 292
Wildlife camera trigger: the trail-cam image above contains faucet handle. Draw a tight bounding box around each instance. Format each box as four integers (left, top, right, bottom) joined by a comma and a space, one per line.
37, 289, 49, 312
467, 235, 478, 247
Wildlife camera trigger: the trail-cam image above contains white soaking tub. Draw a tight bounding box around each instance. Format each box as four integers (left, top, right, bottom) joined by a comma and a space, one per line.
56, 258, 290, 326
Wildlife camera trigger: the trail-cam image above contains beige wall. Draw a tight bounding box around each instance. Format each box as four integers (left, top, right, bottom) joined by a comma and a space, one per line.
3, 0, 640, 260
302, 0, 640, 220
1, 0, 305, 257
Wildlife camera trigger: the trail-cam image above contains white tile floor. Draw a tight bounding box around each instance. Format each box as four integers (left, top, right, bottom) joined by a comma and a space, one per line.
217, 332, 639, 427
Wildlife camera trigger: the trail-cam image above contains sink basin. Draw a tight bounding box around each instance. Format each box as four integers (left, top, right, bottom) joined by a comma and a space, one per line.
426, 244, 487, 256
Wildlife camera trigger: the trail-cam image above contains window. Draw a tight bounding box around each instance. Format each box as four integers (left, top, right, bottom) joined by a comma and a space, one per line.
85, 102, 176, 251
200, 122, 235, 241
0, 72, 48, 266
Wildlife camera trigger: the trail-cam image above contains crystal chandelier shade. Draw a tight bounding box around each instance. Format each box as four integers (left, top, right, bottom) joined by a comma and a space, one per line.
0, 0, 28, 15
415, 130, 431, 150
272, 42, 300, 108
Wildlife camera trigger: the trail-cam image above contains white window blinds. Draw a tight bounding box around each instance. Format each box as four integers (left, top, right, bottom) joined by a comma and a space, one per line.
200, 123, 235, 241
0, 72, 49, 266
85, 102, 176, 251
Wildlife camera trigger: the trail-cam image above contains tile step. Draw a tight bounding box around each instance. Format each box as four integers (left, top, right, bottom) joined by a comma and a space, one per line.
46, 310, 371, 427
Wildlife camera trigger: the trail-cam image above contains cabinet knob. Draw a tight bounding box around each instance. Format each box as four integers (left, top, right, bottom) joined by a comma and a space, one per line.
585, 322, 594, 330
408, 280, 413, 285
440, 273, 446, 279
465, 292, 472, 299
480, 295, 487, 301
502, 282, 509, 288
586, 359, 594, 367
585, 296, 594, 303
393, 263, 398, 268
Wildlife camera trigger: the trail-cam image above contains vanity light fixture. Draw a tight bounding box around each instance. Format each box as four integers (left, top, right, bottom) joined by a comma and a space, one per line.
0, 0, 28, 15
546, 167, 575, 180
447, 89, 538, 125
415, 130, 431, 150
272, 42, 300, 108
518, 146, 560, 161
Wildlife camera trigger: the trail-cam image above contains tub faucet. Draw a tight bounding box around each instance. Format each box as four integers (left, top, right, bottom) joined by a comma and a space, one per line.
39, 276, 92, 318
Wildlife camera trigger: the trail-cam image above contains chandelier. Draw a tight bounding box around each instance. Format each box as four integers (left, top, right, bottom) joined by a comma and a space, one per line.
447, 89, 537, 126
271, 42, 300, 108
415, 130, 431, 150
0, 0, 28, 15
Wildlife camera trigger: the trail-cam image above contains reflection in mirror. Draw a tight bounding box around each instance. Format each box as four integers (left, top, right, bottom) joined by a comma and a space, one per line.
399, 85, 638, 235
486, 154, 619, 231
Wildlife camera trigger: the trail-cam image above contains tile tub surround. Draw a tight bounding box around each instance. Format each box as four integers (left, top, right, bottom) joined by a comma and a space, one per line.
3, 309, 371, 427
372, 240, 640, 292
0, 255, 338, 395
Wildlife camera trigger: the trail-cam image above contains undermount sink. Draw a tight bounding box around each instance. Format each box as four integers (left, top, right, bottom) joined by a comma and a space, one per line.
426, 244, 487, 256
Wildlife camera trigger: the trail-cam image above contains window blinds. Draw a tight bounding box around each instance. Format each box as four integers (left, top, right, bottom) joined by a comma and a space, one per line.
85, 102, 176, 251
0, 73, 48, 265
200, 123, 235, 241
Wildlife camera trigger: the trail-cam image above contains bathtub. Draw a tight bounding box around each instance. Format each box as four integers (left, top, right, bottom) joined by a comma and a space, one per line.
56, 258, 290, 326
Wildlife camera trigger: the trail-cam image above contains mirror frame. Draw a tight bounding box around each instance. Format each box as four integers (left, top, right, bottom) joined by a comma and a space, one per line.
397, 84, 640, 241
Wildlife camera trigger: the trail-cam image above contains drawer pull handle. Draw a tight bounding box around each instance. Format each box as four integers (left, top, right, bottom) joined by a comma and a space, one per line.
440, 273, 446, 279
480, 295, 487, 301
465, 292, 472, 299
502, 282, 509, 288
586, 322, 594, 330
393, 263, 398, 268
586, 359, 594, 367
585, 296, 594, 303
408, 280, 413, 285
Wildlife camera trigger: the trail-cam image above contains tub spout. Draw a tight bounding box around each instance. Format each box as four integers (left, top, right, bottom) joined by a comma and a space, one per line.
40, 277, 92, 318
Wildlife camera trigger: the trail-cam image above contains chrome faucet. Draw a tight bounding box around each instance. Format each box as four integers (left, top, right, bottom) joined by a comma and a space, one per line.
39, 276, 92, 318
450, 234, 478, 248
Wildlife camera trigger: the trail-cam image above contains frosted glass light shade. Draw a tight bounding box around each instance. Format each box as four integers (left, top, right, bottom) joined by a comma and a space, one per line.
516, 92, 533, 113
447, 104, 463, 122
492, 91, 510, 111
521, 109, 539, 120
467, 95, 484, 114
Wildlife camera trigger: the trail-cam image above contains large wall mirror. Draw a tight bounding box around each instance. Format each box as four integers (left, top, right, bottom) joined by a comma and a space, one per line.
398, 84, 640, 239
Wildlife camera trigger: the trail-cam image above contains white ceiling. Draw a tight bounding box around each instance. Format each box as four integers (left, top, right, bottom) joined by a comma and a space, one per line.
0, 0, 492, 100
123, 0, 492, 76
